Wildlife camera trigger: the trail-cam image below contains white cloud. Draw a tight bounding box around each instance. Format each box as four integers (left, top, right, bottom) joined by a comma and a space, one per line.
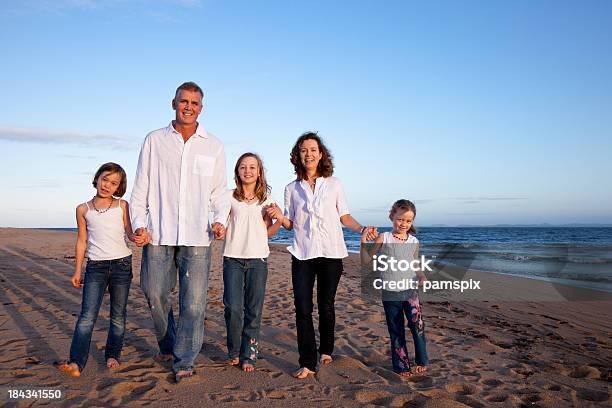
0, 126, 138, 150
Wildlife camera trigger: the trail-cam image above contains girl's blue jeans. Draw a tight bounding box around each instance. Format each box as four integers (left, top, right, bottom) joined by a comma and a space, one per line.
223, 257, 268, 364
382, 290, 428, 374
69, 255, 132, 371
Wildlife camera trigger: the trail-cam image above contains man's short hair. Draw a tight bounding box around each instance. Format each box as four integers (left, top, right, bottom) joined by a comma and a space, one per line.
175, 81, 203, 98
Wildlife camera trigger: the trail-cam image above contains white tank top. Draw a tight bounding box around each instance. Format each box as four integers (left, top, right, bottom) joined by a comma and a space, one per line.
85, 200, 132, 261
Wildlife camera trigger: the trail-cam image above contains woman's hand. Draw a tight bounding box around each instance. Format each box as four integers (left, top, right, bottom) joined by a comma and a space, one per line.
212, 222, 226, 240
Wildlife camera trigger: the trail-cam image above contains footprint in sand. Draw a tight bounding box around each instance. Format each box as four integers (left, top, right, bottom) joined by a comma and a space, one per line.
445, 382, 479, 396
574, 387, 609, 402
568, 365, 601, 379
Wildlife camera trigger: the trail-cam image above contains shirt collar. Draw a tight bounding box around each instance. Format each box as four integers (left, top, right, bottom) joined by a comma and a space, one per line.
167, 121, 209, 138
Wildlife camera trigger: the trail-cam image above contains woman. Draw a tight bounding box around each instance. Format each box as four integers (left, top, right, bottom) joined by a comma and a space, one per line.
268, 132, 377, 378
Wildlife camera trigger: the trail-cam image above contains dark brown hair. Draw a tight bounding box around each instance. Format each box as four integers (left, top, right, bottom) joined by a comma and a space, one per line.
175, 81, 203, 98
389, 199, 417, 234
290, 132, 334, 180
92, 162, 128, 198
233, 152, 271, 204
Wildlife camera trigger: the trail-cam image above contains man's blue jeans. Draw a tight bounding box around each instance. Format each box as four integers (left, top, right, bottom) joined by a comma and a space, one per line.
140, 245, 211, 373
223, 257, 268, 364
69, 255, 132, 371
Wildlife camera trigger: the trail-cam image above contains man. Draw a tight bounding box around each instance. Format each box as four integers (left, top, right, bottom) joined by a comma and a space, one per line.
130, 81, 229, 382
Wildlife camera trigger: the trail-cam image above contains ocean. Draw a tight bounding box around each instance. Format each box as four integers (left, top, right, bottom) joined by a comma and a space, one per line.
271, 227, 612, 293
46, 227, 612, 293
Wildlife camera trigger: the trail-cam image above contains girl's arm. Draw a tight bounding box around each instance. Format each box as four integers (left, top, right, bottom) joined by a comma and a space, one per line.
73, 204, 88, 288
266, 203, 293, 231
264, 210, 282, 238
413, 242, 428, 284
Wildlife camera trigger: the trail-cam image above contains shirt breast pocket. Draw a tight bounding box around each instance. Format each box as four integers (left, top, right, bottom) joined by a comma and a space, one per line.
193, 155, 216, 177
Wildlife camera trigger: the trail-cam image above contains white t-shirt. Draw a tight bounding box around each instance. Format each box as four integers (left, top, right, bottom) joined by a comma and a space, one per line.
222, 191, 275, 259
284, 176, 350, 261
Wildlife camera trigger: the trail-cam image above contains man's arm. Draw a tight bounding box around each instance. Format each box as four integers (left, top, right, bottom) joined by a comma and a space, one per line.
129, 136, 151, 243
210, 144, 230, 238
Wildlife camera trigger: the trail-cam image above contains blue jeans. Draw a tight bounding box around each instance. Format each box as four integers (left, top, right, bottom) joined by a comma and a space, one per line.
382, 290, 428, 373
223, 257, 268, 364
69, 255, 132, 371
140, 245, 211, 373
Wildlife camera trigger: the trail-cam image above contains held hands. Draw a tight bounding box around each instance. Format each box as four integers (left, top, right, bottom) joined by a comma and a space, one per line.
265, 203, 284, 222
134, 227, 151, 247
211, 222, 226, 240
360, 226, 378, 242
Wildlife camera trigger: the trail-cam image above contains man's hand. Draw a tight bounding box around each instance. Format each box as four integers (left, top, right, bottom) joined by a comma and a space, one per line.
134, 227, 151, 247
211, 222, 226, 240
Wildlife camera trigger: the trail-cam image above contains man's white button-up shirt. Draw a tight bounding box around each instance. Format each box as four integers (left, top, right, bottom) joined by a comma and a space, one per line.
130, 122, 230, 247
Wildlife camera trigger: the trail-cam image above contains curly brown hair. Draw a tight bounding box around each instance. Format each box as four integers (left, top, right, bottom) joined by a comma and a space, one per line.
233, 152, 271, 204
290, 132, 334, 180
92, 162, 127, 198
389, 199, 417, 234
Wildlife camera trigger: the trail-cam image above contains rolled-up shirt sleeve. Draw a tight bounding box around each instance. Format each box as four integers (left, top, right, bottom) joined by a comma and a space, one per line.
129, 135, 151, 231
336, 179, 350, 217
210, 144, 230, 226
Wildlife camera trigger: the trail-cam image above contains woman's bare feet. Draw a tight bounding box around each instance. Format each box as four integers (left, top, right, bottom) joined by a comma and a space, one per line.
106, 358, 120, 369
55, 361, 80, 378
293, 366, 315, 379
415, 365, 427, 374
319, 354, 333, 365
242, 361, 255, 372
228, 357, 239, 366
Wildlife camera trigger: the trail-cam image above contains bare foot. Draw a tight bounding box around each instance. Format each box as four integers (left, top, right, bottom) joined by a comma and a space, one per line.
319, 354, 333, 365
399, 371, 414, 378
293, 366, 315, 379
55, 361, 80, 378
415, 365, 427, 374
228, 357, 239, 366
242, 361, 254, 372
106, 358, 120, 369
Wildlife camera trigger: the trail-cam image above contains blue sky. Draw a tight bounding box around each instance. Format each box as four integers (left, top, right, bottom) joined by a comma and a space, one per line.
1, 0, 610, 227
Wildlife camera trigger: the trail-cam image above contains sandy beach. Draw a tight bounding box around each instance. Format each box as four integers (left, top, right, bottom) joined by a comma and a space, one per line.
1, 228, 611, 407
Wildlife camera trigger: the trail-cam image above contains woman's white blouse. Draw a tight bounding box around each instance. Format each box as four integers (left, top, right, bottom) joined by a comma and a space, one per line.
223, 192, 275, 259
284, 176, 350, 260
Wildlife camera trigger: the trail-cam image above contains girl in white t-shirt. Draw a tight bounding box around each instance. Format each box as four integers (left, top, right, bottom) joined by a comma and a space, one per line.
222, 153, 281, 372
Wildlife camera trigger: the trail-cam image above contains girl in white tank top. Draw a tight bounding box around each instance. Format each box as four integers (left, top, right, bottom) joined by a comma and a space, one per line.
56, 163, 145, 378
360, 199, 429, 378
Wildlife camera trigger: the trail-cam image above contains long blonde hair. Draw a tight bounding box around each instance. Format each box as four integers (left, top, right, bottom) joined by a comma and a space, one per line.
233, 152, 271, 204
